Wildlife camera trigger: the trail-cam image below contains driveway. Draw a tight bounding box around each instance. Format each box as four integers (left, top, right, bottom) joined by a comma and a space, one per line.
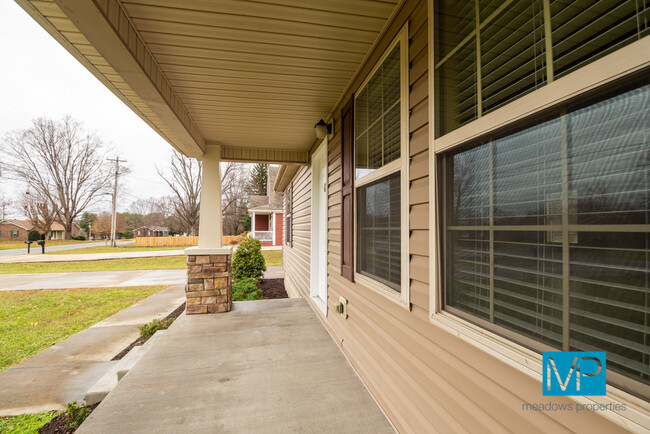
0, 269, 186, 291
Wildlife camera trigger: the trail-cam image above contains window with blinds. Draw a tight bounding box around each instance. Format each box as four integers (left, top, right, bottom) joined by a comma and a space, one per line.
444, 79, 650, 397
354, 34, 404, 293
434, 0, 649, 137
355, 44, 401, 180
358, 173, 401, 291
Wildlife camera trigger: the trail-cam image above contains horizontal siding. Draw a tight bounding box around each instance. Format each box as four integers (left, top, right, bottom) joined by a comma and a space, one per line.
283, 0, 634, 432
283, 165, 311, 298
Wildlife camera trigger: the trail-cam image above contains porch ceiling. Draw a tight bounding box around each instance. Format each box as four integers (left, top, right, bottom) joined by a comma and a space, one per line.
17, 0, 400, 163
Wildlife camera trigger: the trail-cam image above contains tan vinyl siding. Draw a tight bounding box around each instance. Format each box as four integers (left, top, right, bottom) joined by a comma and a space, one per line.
282, 0, 635, 431
283, 165, 311, 297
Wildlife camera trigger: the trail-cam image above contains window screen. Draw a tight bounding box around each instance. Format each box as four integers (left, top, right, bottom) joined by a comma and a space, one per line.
445, 80, 650, 395
358, 172, 401, 291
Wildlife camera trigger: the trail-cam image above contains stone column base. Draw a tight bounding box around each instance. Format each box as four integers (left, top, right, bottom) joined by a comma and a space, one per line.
186, 254, 232, 314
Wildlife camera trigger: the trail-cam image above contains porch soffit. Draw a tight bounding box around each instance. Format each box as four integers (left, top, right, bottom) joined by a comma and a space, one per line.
17, 0, 400, 163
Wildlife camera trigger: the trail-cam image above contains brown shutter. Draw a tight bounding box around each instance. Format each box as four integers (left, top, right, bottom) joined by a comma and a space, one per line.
340, 97, 354, 281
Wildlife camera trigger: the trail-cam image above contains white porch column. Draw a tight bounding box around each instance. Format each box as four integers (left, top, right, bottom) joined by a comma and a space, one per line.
198, 145, 222, 248
251, 213, 256, 238
184, 145, 232, 314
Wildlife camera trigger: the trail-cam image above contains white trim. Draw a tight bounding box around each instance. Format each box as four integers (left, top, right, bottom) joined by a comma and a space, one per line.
355, 159, 400, 188
184, 246, 232, 255
427, 28, 650, 429
352, 24, 410, 309
248, 209, 279, 214
251, 213, 256, 236
272, 213, 276, 246
310, 138, 328, 316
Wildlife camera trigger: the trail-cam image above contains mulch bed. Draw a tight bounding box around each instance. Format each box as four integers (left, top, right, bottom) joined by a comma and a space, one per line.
259, 278, 287, 299
38, 404, 98, 434
112, 302, 186, 361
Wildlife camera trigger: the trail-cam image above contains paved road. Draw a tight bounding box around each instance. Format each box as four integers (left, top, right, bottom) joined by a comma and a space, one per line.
0, 240, 134, 257
0, 269, 187, 291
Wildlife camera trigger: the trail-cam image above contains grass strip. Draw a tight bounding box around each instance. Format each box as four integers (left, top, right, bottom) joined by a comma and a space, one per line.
0, 240, 88, 250
0, 256, 186, 274
47, 246, 188, 255
0, 412, 58, 434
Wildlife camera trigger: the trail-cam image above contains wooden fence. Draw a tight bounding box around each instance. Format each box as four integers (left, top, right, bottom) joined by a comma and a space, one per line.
135, 233, 248, 247
135, 236, 198, 247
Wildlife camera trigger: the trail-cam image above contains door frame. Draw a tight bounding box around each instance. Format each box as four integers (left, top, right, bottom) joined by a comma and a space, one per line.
310, 137, 328, 315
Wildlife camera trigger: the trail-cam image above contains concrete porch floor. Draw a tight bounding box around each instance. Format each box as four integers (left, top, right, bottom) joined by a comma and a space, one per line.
78, 298, 394, 433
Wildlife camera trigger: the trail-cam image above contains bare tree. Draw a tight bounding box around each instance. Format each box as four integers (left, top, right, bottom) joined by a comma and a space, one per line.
158, 153, 252, 236
2, 117, 112, 239
0, 193, 12, 220
23, 191, 58, 239
158, 150, 201, 235
94, 210, 126, 238
222, 163, 250, 235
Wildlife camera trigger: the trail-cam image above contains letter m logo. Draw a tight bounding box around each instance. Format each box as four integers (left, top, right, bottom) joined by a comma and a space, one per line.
543, 352, 606, 396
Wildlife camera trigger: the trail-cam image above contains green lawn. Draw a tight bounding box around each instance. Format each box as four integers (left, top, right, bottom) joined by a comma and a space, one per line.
0, 249, 280, 275
0, 256, 186, 274
0, 240, 88, 250
48, 246, 188, 255
0, 286, 165, 372
0, 412, 58, 434
263, 250, 282, 266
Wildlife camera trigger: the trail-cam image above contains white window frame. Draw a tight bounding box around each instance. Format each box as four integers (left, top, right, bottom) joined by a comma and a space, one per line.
427, 5, 650, 425
353, 25, 410, 309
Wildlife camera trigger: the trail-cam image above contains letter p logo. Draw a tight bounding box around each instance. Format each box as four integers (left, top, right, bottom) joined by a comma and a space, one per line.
543, 352, 606, 396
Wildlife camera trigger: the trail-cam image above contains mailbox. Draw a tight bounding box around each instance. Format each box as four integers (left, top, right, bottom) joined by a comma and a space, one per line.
24, 240, 33, 254
36, 239, 46, 254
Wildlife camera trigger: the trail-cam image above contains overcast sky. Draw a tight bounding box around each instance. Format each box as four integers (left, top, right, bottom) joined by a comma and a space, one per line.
0, 1, 175, 216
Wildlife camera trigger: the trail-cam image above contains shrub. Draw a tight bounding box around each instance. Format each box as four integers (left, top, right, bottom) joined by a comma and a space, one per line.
72, 235, 86, 241
28, 230, 41, 242
232, 277, 263, 301
65, 401, 91, 429
232, 237, 266, 280
139, 318, 174, 339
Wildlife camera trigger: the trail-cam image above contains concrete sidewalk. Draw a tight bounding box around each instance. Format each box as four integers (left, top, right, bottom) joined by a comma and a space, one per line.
78, 298, 393, 433
0, 269, 186, 291
0, 285, 185, 416
0, 249, 183, 264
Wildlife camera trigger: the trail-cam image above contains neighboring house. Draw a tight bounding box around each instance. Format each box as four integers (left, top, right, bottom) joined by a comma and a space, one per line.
248, 166, 283, 246
19, 1, 649, 432
134, 226, 170, 238
49, 222, 85, 240
0, 220, 34, 241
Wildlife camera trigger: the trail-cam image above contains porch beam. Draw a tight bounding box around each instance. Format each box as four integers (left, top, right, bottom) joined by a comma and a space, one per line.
219, 145, 309, 165
54, 0, 205, 158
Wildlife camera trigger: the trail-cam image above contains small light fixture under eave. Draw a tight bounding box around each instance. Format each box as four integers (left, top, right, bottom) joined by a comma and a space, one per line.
314, 119, 332, 139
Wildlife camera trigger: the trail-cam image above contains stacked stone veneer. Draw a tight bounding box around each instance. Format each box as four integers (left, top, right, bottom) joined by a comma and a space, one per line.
186, 254, 232, 314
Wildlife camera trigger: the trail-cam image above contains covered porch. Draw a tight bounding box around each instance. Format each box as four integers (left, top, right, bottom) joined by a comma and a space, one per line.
76, 298, 393, 433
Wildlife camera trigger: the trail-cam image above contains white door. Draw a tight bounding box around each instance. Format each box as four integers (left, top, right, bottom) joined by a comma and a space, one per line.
311, 138, 328, 315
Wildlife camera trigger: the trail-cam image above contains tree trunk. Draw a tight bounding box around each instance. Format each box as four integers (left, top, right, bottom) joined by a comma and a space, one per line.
64, 221, 73, 240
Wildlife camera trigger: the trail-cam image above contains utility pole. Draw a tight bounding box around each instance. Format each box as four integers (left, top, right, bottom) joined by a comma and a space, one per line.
107, 157, 127, 247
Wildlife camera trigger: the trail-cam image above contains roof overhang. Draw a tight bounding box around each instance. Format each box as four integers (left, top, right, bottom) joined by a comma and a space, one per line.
17, 0, 402, 163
